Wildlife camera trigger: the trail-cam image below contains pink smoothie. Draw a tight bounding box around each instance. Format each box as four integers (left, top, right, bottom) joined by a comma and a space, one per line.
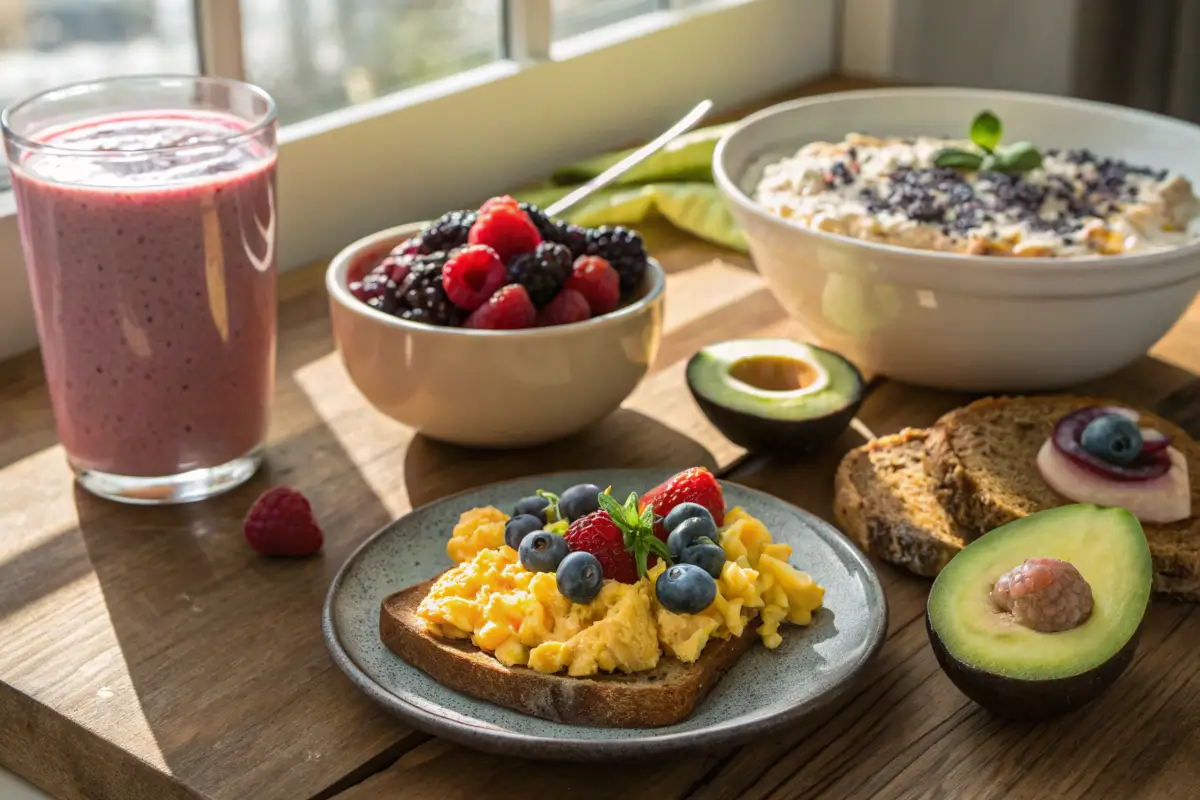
10, 111, 277, 477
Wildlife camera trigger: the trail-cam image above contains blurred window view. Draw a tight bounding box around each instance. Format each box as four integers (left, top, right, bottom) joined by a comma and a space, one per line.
553, 0, 658, 41
0, 0, 703, 191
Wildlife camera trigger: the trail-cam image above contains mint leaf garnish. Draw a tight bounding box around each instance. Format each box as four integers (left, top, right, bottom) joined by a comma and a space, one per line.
970, 110, 1002, 153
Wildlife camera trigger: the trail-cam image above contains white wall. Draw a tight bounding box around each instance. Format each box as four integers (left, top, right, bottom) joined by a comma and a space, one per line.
842, 0, 1082, 97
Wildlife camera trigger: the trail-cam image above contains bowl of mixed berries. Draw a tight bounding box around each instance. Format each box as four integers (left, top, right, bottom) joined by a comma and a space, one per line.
326, 195, 665, 448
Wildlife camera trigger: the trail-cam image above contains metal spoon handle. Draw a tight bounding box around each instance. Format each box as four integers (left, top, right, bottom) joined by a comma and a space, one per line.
545, 98, 715, 218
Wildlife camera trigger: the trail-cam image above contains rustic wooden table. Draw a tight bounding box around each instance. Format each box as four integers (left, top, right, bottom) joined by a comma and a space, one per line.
2, 75, 1200, 800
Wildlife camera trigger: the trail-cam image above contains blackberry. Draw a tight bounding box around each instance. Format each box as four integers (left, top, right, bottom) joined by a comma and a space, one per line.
506, 242, 573, 308
518, 202, 561, 244
585, 226, 648, 295
418, 210, 476, 255
394, 252, 466, 326
558, 223, 590, 259
517, 202, 589, 256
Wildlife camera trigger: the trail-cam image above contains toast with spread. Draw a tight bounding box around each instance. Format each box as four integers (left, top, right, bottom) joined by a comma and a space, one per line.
834, 396, 1199, 599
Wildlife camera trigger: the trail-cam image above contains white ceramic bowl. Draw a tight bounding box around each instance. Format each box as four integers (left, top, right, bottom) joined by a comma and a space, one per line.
713, 87, 1200, 391
327, 223, 665, 447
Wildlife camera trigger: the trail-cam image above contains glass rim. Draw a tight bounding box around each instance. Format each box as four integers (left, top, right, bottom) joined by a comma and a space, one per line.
0, 74, 278, 158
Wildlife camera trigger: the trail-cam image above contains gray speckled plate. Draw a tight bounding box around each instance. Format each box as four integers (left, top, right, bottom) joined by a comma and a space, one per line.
323, 469, 887, 759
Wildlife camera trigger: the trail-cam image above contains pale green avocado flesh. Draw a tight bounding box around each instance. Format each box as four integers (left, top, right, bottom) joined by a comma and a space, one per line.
928, 504, 1152, 681
686, 339, 861, 420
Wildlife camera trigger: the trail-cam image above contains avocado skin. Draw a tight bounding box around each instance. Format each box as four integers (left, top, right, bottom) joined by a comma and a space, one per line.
926, 612, 1141, 721
689, 388, 863, 456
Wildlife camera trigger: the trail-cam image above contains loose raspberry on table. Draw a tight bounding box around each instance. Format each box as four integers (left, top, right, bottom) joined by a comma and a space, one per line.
565, 255, 620, 315
536, 288, 591, 327
243, 487, 324, 557
468, 204, 542, 263
442, 245, 506, 311
464, 284, 537, 330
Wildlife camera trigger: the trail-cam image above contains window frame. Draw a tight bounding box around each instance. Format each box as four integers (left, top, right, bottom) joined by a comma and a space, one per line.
0, 0, 837, 359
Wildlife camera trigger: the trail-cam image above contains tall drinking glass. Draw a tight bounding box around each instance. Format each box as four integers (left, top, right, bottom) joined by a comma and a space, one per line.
2, 76, 278, 504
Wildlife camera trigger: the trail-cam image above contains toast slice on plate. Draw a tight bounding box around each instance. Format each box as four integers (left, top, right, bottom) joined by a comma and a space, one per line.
379, 576, 760, 728
833, 427, 969, 577
925, 395, 1200, 600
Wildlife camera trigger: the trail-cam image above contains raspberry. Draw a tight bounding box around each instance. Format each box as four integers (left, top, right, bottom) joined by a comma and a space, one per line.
442, 245, 506, 310
464, 284, 537, 330
480, 195, 521, 214
992, 557, 1094, 633
536, 288, 591, 327
565, 256, 620, 315
243, 487, 324, 557
468, 204, 542, 263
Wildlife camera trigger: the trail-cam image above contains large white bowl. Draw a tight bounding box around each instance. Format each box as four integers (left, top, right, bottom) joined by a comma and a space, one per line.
713, 87, 1200, 391
327, 223, 665, 447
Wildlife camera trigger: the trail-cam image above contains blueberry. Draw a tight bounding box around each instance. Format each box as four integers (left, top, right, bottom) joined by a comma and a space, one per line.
1081, 414, 1143, 466
667, 515, 719, 560
504, 514, 544, 551
655, 563, 718, 615
558, 483, 603, 522
556, 551, 604, 604
513, 495, 550, 524
663, 502, 714, 534
519, 531, 569, 573
682, 537, 726, 579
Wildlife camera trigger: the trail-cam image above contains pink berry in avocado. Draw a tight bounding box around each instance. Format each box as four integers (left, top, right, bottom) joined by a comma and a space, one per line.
536, 288, 591, 327
991, 557, 1093, 633
464, 284, 537, 330
442, 245, 506, 310
243, 487, 324, 557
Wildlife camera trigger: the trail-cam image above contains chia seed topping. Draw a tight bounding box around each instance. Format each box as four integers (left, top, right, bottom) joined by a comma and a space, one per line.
755, 133, 1200, 257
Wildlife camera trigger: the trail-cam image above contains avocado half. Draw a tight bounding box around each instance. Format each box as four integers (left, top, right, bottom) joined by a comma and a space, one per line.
685, 339, 864, 456
926, 504, 1152, 721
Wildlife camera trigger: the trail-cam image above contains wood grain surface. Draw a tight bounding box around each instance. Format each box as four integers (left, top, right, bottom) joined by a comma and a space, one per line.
1, 75, 1199, 800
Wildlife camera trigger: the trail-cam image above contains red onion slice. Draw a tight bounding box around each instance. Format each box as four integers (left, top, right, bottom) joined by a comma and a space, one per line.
1140, 427, 1172, 455
1051, 406, 1171, 482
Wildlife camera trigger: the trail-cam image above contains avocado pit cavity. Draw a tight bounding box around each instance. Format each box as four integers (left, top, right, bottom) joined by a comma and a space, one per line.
728, 354, 824, 394
685, 339, 864, 456
991, 557, 1094, 633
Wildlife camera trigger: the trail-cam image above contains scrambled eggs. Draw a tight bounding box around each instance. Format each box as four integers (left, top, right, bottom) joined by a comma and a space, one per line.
417, 504, 825, 677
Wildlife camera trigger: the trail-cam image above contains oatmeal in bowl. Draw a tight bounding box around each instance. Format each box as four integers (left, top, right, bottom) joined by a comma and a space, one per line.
712, 87, 1200, 392
753, 112, 1200, 259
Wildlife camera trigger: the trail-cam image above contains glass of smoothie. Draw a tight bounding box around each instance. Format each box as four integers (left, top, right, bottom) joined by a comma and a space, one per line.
2, 76, 278, 504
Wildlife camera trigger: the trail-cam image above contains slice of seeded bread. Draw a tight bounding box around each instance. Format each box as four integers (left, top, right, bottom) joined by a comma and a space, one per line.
833, 428, 970, 577
379, 577, 760, 728
925, 395, 1200, 601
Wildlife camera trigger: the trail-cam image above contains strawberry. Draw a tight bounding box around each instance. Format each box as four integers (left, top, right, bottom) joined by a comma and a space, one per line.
535, 288, 590, 327
638, 467, 725, 538
564, 492, 671, 584
464, 284, 536, 329
243, 487, 324, 557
